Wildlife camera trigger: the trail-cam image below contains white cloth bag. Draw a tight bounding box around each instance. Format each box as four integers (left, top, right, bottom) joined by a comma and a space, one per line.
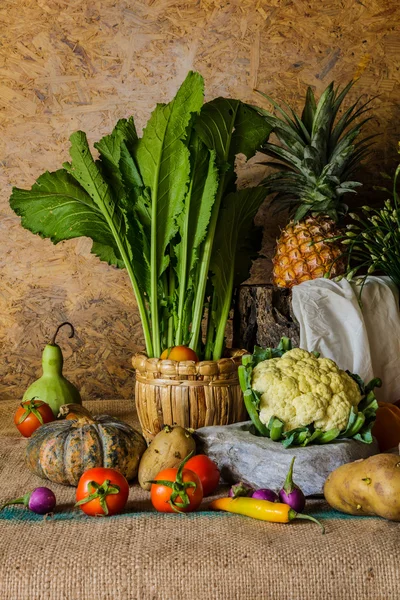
291, 276, 400, 403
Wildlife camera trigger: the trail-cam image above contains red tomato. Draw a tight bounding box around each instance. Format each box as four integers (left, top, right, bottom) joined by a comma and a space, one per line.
151, 467, 203, 513
14, 399, 54, 438
160, 346, 199, 362
75, 468, 129, 517
184, 455, 220, 496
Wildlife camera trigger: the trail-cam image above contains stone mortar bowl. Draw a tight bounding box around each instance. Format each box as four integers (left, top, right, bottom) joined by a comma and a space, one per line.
195, 421, 379, 496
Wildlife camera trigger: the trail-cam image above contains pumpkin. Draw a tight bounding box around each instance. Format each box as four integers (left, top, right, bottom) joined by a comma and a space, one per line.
26, 405, 147, 486
372, 401, 400, 452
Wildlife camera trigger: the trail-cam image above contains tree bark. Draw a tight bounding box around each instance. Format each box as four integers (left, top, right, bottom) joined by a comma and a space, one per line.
233, 285, 300, 352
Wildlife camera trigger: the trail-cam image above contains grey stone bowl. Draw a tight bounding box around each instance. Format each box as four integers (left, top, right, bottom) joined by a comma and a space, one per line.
195, 421, 379, 496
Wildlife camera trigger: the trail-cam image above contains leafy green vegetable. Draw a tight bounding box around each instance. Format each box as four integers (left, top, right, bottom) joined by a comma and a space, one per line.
189, 98, 271, 355
174, 134, 219, 347
10, 72, 272, 359
134, 71, 204, 356
209, 187, 268, 360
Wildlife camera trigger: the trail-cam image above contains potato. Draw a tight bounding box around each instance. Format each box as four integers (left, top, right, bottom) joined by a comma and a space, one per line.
138, 425, 196, 490
324, 453, 400, 520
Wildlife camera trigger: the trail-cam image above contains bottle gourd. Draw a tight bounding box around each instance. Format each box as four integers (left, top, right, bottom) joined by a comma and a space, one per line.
23, 322, 82, 416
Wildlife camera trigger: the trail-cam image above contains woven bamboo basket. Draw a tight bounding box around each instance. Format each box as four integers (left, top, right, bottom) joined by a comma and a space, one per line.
132, 349, 248, 442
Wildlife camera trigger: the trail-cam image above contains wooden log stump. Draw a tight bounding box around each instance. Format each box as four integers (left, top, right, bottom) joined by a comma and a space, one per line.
233, 284, 300, 352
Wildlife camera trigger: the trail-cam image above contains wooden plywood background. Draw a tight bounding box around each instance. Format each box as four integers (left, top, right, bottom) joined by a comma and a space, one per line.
0, 0, 399, 401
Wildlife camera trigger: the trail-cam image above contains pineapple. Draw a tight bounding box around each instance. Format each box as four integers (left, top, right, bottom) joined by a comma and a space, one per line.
257, 81, 374, 288
273, 216, 346, 288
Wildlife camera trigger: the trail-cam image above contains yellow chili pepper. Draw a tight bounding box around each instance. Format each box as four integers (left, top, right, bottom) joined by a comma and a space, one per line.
209, 497, 325, 533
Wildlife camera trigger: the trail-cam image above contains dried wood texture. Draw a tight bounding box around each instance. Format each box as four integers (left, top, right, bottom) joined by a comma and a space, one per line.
233, 285, 300, 351
0, 0, 399, 400
132, 350, 248, 441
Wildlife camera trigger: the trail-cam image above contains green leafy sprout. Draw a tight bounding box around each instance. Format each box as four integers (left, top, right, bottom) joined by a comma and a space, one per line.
330, 146, 400, 296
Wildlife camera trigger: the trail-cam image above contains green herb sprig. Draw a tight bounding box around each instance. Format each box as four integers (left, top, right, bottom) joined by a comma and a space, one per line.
331, 146, 400, 294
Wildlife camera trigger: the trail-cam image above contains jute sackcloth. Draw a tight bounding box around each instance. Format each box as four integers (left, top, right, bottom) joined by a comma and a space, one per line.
1, 399, 399, 600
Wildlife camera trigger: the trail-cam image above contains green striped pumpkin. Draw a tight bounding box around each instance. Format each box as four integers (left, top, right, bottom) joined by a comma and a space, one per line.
26, 411, 147, 486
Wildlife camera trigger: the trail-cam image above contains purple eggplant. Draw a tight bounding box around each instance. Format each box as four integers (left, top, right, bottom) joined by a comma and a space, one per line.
229, 482, 254, 499
252, 488, 279, 502
278, 457, 306, 513
0, 487, 56, 515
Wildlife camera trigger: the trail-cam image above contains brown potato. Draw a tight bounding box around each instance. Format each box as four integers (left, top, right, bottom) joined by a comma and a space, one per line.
324, 453, 400, 521
138, 425, 196, 490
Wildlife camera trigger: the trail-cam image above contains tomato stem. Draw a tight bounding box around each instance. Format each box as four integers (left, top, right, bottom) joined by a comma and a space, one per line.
17, 399, 45, 425
148, 450, 197, 513
75, 480, 120, 516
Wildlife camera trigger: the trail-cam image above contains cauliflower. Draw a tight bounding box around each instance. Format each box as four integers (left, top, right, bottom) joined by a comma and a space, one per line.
251, 348, 361, 433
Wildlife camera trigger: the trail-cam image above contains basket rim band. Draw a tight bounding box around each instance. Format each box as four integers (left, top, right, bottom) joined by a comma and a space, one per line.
135, 375, 239, 387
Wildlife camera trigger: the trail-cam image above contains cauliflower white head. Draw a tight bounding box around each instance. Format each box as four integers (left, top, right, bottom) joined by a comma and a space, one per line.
251, 348, 361, 433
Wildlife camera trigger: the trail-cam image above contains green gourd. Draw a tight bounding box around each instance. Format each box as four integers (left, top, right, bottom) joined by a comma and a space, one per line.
23, 322, 82, 416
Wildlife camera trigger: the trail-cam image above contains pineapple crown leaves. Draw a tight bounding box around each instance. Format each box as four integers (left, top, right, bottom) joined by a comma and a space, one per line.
254, 81, 377, 222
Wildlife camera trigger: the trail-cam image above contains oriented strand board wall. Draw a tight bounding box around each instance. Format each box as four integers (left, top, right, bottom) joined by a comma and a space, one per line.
0, 0, 399, 400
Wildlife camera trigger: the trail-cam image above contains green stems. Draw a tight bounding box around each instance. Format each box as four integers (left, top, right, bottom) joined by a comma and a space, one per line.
150, 194, 161, 358
204, 290, 216, 360
175, 182, 193, 347
189, 178, 226, 354
212, 267, 234, 361
167, 265, 176, 348
108, 219, 153, 358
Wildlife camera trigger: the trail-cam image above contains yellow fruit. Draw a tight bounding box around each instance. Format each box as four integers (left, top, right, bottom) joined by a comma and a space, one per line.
272, 216, 346, 288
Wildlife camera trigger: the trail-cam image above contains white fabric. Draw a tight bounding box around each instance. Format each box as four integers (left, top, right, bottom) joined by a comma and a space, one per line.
291, 276, 400, 403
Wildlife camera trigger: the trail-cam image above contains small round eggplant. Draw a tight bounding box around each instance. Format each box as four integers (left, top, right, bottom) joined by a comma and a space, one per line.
278, 457, 306, 513
252, 488, 279, 502
229, 482, 253, 499
0, 487, 56, 515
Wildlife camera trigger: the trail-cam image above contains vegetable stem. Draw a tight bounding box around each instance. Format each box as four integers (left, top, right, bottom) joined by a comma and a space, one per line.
289, 510, 325, 534
167, 265, 176, 348
0, 494, 29, 511
189, 178, 226, 354
212, 265, 234, 360
150, 196, 161, 357
204, 290, 216, 360
283, 457, 296, 494
108, 219, 153, 357
175, 180, 193, 347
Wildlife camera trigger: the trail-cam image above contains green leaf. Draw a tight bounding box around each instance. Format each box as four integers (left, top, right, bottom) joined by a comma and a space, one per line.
195, 99, 271, 191
10, 131, 153, 356
346, 370, 366, 394
190, 100, 271, 356
251, 339, 292, 366
210, 186, 267, 359
134, 71, 204, 356
260, 143, 303, 171
64, 131, 149, 293
94, 121, 151, 296
316, 428, 341, 444
301, 86, 317, 133
174, 134, 219, 345
135, 71, 204, 279
94, 117, 138, 196
10, 168, 118, 253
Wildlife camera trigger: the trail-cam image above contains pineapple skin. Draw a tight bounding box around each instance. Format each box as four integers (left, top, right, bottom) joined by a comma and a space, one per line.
272, 216, 346, 288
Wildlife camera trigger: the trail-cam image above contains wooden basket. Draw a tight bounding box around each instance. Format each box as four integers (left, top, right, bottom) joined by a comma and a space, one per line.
132, 349, 248, 442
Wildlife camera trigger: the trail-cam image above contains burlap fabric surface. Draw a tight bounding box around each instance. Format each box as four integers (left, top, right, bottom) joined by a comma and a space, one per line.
1, 400, 399, 600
